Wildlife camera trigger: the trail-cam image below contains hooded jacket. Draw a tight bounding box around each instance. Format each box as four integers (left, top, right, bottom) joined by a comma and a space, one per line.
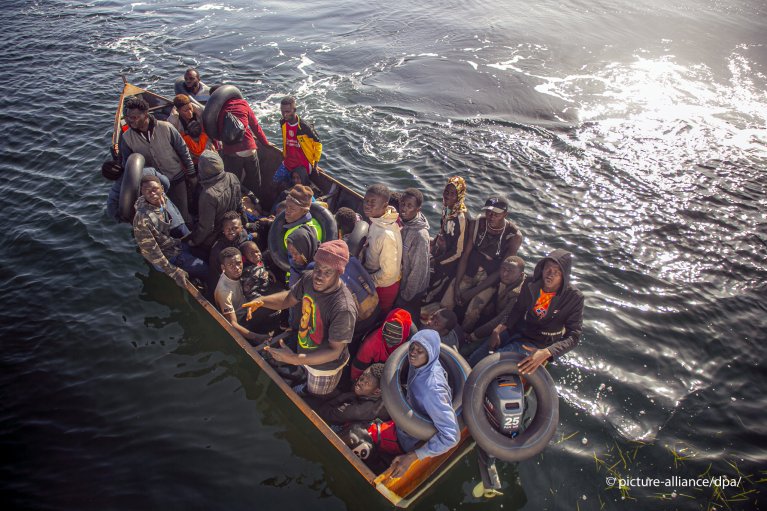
217, 98, 269, 154
187, 150, 242, 249
350, 308, 413, 380
399, 212, 431, 301
132, 195, 182, 276
318, 391, 389, 425
364, 206, 402, 288
504, 249, 584, 358
397, 330, 460, 459
280, 115, 322, 169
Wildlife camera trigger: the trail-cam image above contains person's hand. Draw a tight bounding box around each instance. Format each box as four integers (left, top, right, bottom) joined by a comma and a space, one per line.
518, 348, 551, 375
488, 330, 501, 350
186, 175, 198, 195
170, 268, 188, 288
387, 452, 418, 479
242, 299, 264, 321
454, 287, 464, 307
247, 331, 272, 343
267, 338, 296, 364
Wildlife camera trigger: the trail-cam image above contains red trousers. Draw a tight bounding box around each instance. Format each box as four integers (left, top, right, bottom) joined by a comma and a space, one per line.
376, 281, 400, 314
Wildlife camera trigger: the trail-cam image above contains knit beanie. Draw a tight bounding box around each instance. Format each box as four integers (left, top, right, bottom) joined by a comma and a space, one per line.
288, 184, 313, 209
314, 239, 350, 274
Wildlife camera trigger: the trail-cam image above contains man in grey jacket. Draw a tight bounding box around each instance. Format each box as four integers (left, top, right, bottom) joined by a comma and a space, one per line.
186, 150, 242, 250
395, 188, 430, 326
119, 96, 197, 224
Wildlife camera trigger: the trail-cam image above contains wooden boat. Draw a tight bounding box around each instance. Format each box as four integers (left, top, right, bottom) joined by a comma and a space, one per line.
111, 78, 476, 508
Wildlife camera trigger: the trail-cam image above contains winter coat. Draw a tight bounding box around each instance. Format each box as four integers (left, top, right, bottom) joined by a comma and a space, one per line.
318, 392, 389, 425
363, 206, 402, 288
132, 196, 182, 276
399, 212, 431, 301
187, 150, 242, 248
120, 116, 195, 181
504, 249, 584, 358
350, 308, 413, 380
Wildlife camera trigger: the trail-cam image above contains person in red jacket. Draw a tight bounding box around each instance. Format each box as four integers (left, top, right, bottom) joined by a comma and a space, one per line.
350, 308, 413, 381
214, 86, 270, 194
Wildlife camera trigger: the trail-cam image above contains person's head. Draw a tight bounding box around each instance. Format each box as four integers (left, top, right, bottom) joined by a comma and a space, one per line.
500, 255, 525, 286
280, 96, 298, 124
388, 191, 402, 212
140, 175, 164, 206
381, 309, 412, 349
242, 194, 263, 215
290, 168, 309, 186
363, 184, 391, 219
428, 308, 457, 336
219, 247, 243, 280
208, 84, 221, 95
541, 259, 563, 293
482, 196, 509, 229
399, 188, 423, 222
312, 240, 349, 292
285, 185, 313, 223
184, 68, 201, 91
443, 176, 467, 210
124, 96, 150, 132
334, 207, 358, 238
221, 211, 243, 242
354, 363, 384, 398
198, 150, 225, 180
286, 224, 318, 268
241, 241, 262, 266
173, 94, 195, 122
408, 341, 429, 368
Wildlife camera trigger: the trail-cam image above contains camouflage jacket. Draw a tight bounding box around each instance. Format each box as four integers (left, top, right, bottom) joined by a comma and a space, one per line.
132, 196, 182, 275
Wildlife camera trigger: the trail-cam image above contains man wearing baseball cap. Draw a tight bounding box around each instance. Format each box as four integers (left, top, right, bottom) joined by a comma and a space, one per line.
437, 195, 523, 334
242, 239, 358, 396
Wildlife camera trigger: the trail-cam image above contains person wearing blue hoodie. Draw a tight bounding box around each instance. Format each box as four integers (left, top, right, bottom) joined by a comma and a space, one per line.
388, 330, 460, 478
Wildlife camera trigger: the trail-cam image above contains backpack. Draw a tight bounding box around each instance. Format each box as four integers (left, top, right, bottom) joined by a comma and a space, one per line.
341, 256, 379, 321
221, 111, 246, 145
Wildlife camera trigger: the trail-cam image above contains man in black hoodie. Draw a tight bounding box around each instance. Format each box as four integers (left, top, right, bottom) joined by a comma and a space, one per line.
186, 150, 242, 251
468, 249, 584, 373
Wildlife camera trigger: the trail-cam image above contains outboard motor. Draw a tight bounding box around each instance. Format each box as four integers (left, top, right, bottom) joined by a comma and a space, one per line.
474, 374, 526, 498
483, 375, 525, 437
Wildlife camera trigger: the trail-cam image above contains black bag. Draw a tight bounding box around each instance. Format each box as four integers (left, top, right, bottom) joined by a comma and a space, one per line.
221, 111, 246, 145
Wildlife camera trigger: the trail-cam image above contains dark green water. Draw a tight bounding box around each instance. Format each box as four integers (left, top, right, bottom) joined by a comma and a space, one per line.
1, 1, 766, 509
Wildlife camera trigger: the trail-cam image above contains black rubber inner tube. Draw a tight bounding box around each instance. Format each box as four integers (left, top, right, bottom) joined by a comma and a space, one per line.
202, 85, 243, 141
267, 204, 338, 272
345, 220, 368, 259
462, 352, 559, 462
118, 153, 145, 223
381, 342, 471, 441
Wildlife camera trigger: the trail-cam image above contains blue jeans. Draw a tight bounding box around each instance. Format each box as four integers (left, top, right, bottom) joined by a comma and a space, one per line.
167, 242, 209, 281
468, 331, 529, 367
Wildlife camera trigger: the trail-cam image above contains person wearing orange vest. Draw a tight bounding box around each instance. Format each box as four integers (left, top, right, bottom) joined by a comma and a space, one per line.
172, 94, 215, 166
